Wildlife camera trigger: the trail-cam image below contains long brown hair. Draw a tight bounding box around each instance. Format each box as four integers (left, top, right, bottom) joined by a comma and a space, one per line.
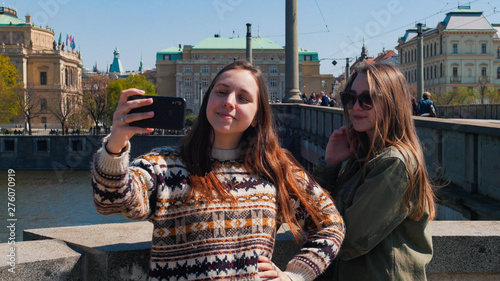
180, 60, 328, 238
342, 63, 435, 220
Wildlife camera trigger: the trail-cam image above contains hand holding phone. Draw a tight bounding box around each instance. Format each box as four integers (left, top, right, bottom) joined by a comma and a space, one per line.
127, 95, 186, 130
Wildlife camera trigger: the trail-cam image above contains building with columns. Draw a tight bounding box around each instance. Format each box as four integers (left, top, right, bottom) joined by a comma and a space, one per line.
156, 35, 333, 115
396, 5, 500, 96
0, 3, 82, 128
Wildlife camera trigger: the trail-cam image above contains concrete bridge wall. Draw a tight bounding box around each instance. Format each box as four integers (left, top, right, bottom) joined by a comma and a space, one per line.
437, 103, 500, 119
0, 221, 497, 280
271, 104, 500, 220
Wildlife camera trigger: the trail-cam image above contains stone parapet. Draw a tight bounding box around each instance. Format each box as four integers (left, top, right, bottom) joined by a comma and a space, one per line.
0, 239, 81, 281
9, 221, 498, 281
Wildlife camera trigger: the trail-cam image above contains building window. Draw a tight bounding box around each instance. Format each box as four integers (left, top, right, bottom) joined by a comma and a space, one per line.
270, 66, 278, 73
497, 47, 500, 59
212, 55, 216, 60
481, 67, 487, 77
40, 98, 47, 111
220, 55, 224, 60
71, 140, 83, 151
194, 54, 199, 60
452, 44, 458, 54
183, 66, 192, 73
228, 55, 232, 60
481, 43, 487, 54
184, 78, 192, 87
453, 67, 458, 77
217, 66, 223, 72
201, 78, 210, 87
262, 55, 266, 61
304, 55, 312, 61
35, 139, 49, 152
184, 90, 193, 101
321, 80, 327, 88
270, 78, 278, 87
434, 65, 437, 79
271, 55, 274, 60
201, 66, 209, 73
41, 117, 47, 123
3, 139, 16, 152
163, 54, 171, 61
203, 55, 207, 60
497, 67, 500, 79
440, 63, 443, 77
40, 72, 47, 85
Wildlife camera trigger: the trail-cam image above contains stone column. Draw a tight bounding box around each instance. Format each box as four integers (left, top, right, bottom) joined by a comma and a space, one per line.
282, 0, 302, 103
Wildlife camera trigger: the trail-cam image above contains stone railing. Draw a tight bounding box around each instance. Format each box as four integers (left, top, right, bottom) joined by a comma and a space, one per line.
0, 135, 183, 171
271, 104, 500, 220
437, 103, 500, 119
0, 221, 497, 280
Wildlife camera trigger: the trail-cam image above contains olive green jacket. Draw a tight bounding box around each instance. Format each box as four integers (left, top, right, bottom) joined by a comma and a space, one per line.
314, 148, 433, 281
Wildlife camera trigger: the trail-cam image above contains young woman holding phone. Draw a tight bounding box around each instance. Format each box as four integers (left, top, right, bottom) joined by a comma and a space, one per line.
92, 61, 345, 281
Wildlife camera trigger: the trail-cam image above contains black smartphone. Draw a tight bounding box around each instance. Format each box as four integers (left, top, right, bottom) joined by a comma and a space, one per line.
127, 95, 186, 130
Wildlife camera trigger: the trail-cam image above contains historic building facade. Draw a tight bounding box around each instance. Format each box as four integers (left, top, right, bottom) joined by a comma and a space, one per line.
156, 35, 333, 115
396, 5, 500, 96
0, 4, 82, 128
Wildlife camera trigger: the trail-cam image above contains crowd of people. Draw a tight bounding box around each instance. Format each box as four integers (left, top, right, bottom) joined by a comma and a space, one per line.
91, 61, 436, 281
301, 91, 337, 107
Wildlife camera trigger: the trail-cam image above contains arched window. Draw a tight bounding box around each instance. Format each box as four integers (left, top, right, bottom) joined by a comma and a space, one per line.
40, 98, 47, 111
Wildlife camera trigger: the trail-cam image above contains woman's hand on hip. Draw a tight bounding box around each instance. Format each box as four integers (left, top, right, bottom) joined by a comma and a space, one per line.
106, 88, 155, 154
257, 256, 291, 281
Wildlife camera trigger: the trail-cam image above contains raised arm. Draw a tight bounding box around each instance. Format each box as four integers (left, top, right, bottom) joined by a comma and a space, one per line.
91, 88, 160, 220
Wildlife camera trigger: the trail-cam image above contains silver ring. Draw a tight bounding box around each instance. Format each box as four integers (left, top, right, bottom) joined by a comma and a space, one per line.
120, 116, 127, 125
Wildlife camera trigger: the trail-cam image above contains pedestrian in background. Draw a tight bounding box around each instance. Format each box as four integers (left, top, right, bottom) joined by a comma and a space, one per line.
418, 91, 438, 117
319, 91, 330, 106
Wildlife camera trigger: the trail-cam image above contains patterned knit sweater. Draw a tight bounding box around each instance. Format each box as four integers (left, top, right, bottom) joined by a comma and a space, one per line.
92, 141, 345, 281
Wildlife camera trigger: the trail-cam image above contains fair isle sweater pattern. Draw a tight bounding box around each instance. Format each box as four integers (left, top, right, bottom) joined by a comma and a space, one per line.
92, 145, 345, 281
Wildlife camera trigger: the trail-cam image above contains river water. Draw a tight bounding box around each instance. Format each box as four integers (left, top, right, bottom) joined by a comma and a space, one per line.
0, 170, 129, 241
0, 169, 470, 242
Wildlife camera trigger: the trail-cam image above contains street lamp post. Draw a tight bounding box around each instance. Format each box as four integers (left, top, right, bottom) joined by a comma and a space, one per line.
416, 23, 424, 102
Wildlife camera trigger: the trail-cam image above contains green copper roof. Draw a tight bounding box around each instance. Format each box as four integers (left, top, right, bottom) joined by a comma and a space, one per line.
298, 47, 316, 55
193, 37, 283, 50
447, 8, 482, 14
0, 14, 25, 26
157, 46, 183, 54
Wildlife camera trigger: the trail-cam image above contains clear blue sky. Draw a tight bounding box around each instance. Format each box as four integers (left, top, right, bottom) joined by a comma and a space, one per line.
6, 0, 500, 76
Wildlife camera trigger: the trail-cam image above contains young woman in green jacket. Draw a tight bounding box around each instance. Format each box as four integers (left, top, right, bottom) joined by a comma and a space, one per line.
314, 63, 436, 281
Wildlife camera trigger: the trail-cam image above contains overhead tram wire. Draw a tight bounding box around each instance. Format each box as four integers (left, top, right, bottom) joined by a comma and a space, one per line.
262, 0, 331, 38
315, 0, 330, 32
323, 0, 481, 60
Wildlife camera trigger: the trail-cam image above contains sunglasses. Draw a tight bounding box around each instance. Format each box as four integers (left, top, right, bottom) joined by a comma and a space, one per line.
340, 91, 373, 110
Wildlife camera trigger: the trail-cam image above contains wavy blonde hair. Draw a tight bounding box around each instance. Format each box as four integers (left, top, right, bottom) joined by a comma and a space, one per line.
343, 63, 435, 220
